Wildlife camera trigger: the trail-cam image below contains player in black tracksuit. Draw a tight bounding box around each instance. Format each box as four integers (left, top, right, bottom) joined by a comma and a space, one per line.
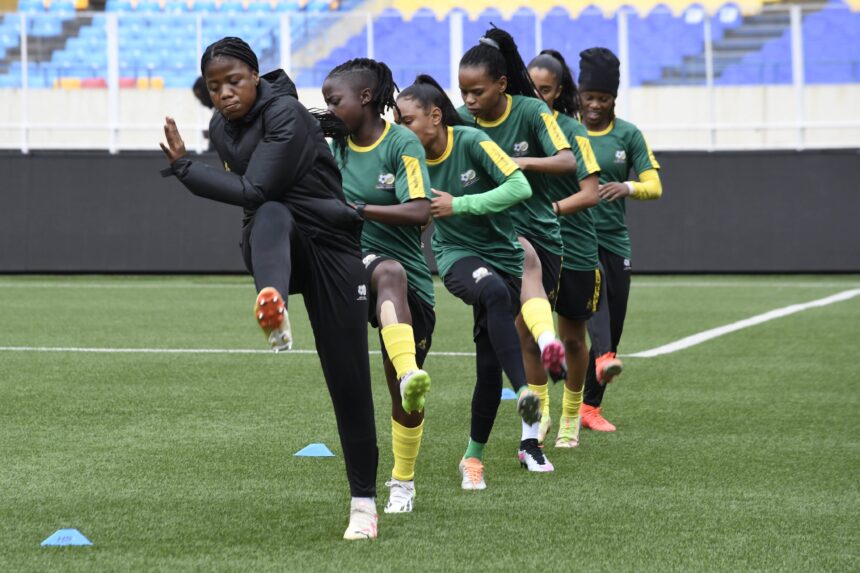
160, 38, 379, 541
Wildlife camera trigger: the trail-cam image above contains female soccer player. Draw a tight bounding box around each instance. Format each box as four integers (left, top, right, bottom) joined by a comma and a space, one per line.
458, 27, 577, 469
322, 58, 434, 514
527, 49, 603, 447
577, 47, 663, 432
396, 74, 546, 486
160, 38, 379, 540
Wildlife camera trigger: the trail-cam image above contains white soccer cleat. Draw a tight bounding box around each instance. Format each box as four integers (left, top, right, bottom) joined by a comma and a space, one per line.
384, 479, 415, 514
459, 457, 487, 490
518, 439, 555, 472
343, 498, 378, 540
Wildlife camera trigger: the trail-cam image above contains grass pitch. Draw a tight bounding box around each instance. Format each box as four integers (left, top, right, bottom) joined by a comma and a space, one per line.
0, 275, 858, 571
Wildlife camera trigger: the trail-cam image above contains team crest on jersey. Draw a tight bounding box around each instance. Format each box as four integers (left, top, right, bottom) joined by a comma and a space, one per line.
357, 284, 368, 300
511, 141, 529, 157
472, 267, 491, 283
377, 172, 396, 189
460, 169, 478, 187
614, 150, 627, 163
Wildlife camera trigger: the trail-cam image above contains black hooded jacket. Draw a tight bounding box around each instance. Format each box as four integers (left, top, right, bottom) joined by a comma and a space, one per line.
164, 69, 362, 253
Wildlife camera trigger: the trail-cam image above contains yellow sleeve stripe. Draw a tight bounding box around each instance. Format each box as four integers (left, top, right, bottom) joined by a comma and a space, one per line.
401, 155, 426, 200
479, 140, 519, 177
575, 135, 601, 175
541, 112, 571, 152
644, 138, 661, 169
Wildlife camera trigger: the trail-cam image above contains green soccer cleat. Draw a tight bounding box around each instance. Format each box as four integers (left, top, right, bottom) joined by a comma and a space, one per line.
538, 413, 553, 445
555, 415, 582, 448
400, 369, 431, 414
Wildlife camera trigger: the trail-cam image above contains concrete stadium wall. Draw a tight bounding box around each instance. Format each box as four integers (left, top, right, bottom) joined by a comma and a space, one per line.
1, 149, 858, 273
2, 85, 860, 150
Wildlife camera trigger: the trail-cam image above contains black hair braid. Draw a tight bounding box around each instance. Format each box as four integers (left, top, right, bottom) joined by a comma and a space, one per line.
308, 108, 350, 160
398, 74, 465, 127
326, 58, 399, 116
201, 37, 259, 76
529, 49, 582, 120
460, 25, 538, 99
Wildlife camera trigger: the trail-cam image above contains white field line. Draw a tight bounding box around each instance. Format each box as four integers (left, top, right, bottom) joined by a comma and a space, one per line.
0, 346, 475, 357
1, 289, 857, 360
628, 288, 860, 358
0, 280, 857, 290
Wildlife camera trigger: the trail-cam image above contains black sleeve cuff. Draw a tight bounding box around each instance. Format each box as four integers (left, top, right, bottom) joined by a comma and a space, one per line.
160, 157, 191, 178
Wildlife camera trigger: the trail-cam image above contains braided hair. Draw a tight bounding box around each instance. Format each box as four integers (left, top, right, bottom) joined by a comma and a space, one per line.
528, 49, 581, 120
201, 38, 349, 150
201, 37, 258, 75
325, 57, 399, 116
397, 74, 465, 127
460, 26, 537, 99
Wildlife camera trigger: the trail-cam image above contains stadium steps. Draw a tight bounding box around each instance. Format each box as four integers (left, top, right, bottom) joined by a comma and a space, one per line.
290, 0, 388, 83
0, 15, 92, 74
648, 0, 827, 85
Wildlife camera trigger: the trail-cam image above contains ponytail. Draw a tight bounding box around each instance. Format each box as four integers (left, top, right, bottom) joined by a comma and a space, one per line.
460, 25, 537, 99
398, 74, 465, 127
528, 49, 581, 120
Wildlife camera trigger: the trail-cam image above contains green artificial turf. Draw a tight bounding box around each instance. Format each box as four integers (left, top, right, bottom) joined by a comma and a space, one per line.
0, 275, 857, 571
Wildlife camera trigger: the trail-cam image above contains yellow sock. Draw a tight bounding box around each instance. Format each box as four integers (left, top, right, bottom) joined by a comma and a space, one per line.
380, 323, 418, 379
529, 383, 550, 418
562, 385, 583, 419
521, 298, 556, 343
391, 418, 424, 481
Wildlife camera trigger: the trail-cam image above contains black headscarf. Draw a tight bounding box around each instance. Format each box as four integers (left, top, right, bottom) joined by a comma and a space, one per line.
578, 47, 620, 97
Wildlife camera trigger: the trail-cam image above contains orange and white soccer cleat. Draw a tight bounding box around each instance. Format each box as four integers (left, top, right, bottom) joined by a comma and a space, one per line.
254, 287, 292, 352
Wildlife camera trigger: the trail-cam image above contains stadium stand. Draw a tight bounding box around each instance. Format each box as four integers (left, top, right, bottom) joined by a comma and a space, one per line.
0, 0, 858, 89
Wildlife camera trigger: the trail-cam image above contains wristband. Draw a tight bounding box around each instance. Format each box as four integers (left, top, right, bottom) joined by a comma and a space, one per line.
354, 201, 366, 218
553, 202, 560, 216
625, 181, 635, 196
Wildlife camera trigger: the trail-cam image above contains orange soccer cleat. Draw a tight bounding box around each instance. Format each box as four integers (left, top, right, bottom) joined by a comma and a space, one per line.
254, 287, 292, 352
580, 403, 616, 432
595, 352, 623, 385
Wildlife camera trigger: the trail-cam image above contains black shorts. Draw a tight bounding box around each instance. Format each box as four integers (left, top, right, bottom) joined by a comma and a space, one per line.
443, 256, 521, 341
521, 235, 562, 308
364, 253, 436, 368
556, 268, 601, 321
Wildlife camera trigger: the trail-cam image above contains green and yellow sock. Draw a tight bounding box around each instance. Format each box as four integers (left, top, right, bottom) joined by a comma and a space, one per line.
464, 438, 485, 461
562, 385, 584, 420
391, 418, 424, 482
381, 323, 418, 380
521, 297, 556, 347
528, 382, 550, 419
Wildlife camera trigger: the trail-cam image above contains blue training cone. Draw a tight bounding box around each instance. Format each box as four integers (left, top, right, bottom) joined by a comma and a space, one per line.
501, 388, 518, 400
294, 443, 335, 457
41, 529, 92, 547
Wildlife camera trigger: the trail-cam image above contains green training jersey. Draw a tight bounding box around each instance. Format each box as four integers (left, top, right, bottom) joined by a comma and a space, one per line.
587, 117, 660, 260
552, 111, 601, 271
459, 94, 571, 256
427, 125, 525, 279
335, 121, 435, 306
